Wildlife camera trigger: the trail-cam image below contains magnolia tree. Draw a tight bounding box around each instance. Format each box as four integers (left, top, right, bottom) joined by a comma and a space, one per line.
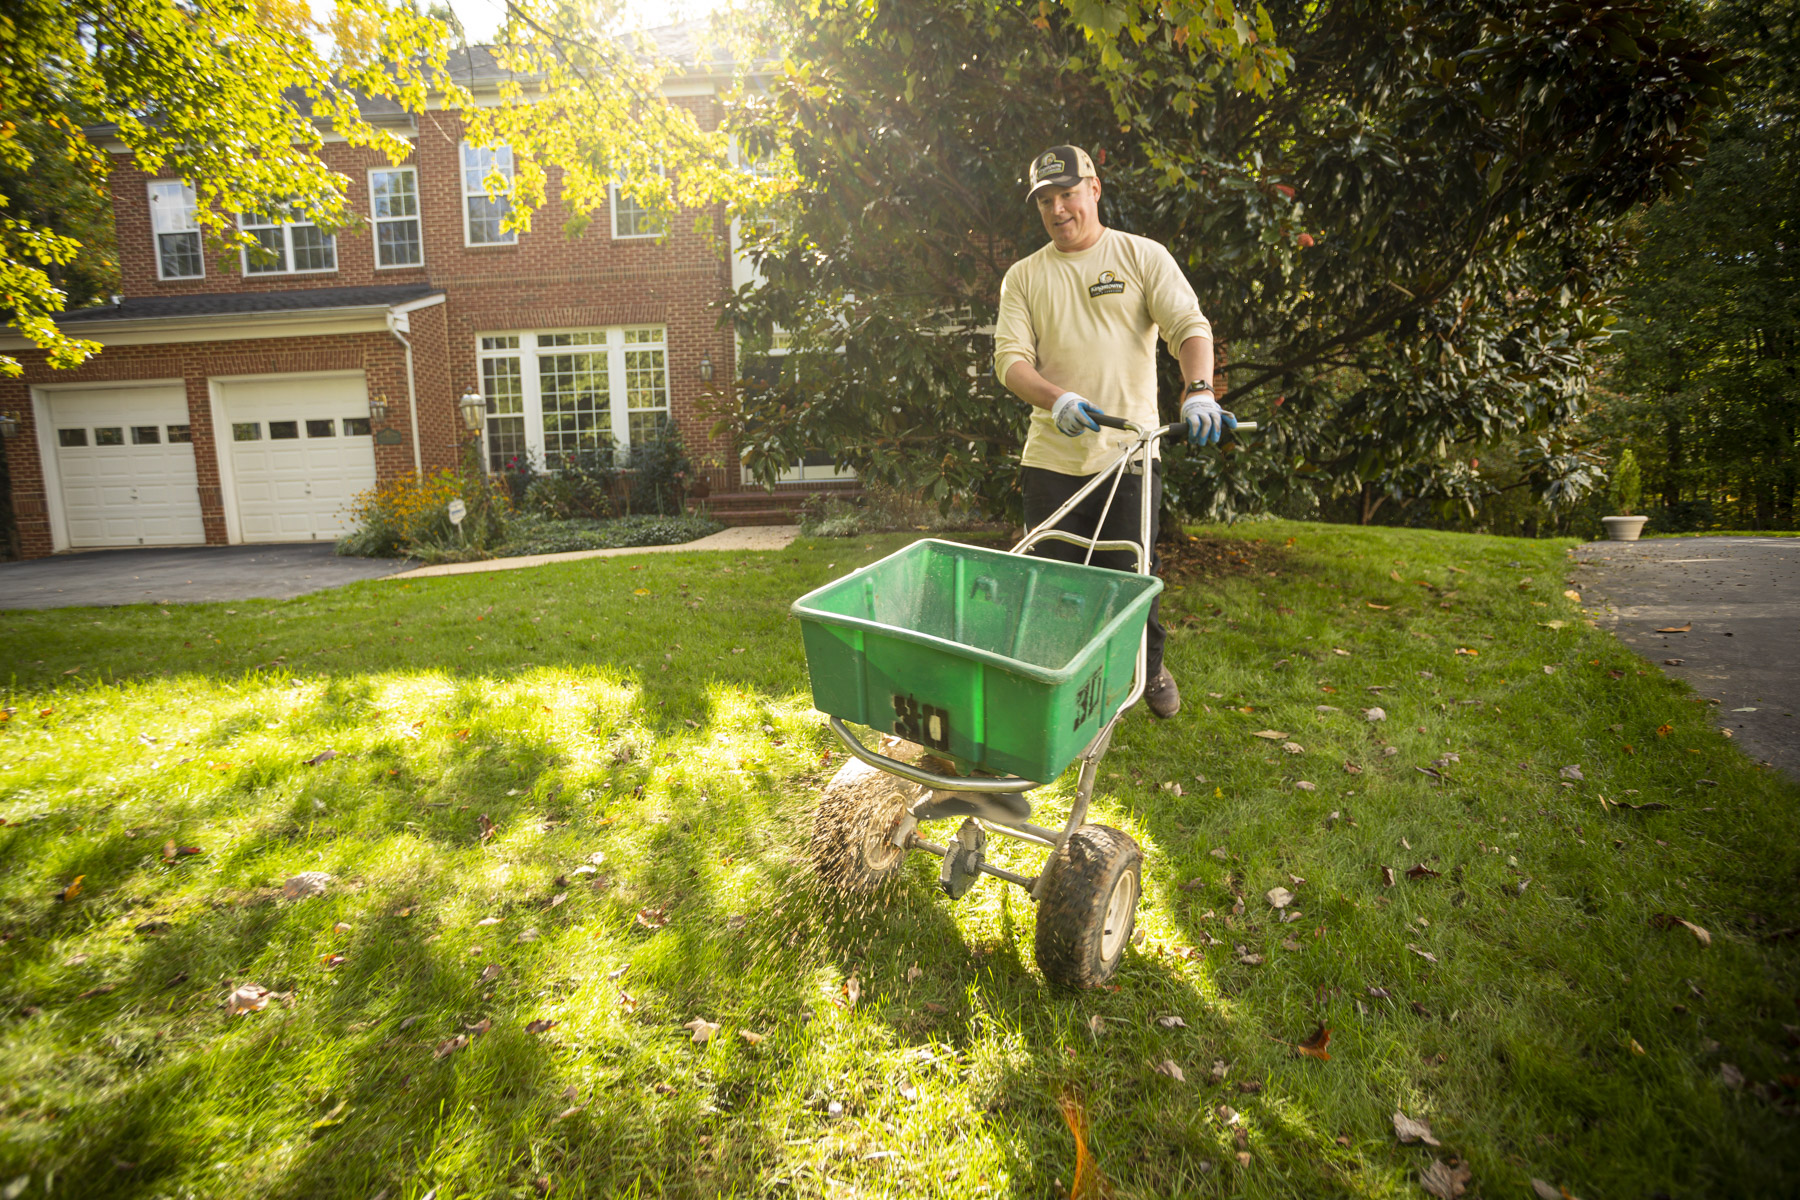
721, 0, 1729, 523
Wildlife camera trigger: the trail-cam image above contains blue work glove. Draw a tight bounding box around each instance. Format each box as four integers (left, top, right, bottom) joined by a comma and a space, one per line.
1181, 390, 1236, 446
1051, 391, 1104, 437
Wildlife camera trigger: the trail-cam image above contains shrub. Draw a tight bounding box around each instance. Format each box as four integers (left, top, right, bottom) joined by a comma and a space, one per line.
1609, 449, 1643, 516
338, 464, 511, 559
624, 420, 690, 516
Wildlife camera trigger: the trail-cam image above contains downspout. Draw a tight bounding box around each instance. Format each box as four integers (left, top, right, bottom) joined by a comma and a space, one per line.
386, 309, 425, 478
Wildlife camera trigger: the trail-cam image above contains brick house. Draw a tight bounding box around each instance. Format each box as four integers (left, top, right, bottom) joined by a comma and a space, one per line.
0, 37, 835, 560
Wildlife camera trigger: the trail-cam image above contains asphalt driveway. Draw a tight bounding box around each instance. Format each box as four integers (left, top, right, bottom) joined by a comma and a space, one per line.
1571, 535, 1800, 779
0, 544, 411, 610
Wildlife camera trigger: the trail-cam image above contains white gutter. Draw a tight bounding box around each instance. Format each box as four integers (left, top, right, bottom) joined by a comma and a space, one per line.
385, 293, 445, 479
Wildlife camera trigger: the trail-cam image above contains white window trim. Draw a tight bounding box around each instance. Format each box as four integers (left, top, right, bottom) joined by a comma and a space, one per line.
609, 181, 665, 241
148, 180, 204, 282
368, 166, 423, 270
475, 326, 671, 469
461, 141, 517, 248
236, 209, 337, 277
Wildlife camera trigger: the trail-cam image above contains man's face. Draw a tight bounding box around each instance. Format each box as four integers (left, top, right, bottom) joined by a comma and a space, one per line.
1035, 177, 1102, 252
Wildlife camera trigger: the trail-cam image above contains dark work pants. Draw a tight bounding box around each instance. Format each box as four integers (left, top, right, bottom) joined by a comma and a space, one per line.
1021, 460, 1165, 679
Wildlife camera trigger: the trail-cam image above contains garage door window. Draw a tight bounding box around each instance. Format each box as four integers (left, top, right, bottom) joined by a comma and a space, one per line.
168, 425, 192, 443
270, 421, 300, 439
477, 326, 669, 472
95, 427, 123, 446
306, 419, 335, 437
132, 426, 161, 444
343, 418, 371, 437
234, 423, 261, 441
59, 429, 88, 447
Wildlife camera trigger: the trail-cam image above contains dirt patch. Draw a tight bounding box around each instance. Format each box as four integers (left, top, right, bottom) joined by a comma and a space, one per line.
1161, 534, 1289, 585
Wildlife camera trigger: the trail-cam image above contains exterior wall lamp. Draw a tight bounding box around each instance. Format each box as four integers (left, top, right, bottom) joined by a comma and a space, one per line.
368, 393, 390, 422
458, 387, 486, 433
698, 355, 713, 382
0, 412, 19, 438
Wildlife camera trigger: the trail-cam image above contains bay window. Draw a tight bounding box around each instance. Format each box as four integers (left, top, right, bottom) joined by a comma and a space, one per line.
476, 327, 670, 472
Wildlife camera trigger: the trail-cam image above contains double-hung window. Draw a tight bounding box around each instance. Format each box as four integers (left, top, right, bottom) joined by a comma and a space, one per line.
610, 181, 664, 239
239, 205, 335, 274
370, 167, 422, 267
462, 142, 515, 245
149, 181, 203, 280
476, 327, 670, 472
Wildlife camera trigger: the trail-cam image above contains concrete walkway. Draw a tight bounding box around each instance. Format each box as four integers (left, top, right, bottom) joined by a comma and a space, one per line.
389, 524, 801, 580
1571, 535, 1800, 778
0, 543, 410, 610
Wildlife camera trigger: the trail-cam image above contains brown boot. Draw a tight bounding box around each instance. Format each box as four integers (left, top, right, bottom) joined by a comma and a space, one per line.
1144, 665, 1181, 719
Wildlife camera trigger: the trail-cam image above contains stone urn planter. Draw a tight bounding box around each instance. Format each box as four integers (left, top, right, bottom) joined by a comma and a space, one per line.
1601, 515, 1649, 541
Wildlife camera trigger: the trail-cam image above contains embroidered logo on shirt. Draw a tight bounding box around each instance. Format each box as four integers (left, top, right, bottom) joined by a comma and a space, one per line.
1088, 270, 1126, 298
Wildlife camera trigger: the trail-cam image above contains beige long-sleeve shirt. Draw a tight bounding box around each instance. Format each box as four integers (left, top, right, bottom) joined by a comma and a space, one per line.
994, 227, 1211, 475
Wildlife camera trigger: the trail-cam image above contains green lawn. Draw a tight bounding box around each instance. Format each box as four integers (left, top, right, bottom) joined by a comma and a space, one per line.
2, 521, 1796, 1199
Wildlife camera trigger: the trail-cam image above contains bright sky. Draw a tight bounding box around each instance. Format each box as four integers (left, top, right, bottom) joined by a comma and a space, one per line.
445, 0, 724, 42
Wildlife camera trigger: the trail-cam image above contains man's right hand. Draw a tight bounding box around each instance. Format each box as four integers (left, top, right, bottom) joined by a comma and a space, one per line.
1051, 391, 1104, 437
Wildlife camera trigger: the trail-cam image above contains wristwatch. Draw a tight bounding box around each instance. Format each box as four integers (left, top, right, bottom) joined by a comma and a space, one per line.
1183, 380, 1215, 398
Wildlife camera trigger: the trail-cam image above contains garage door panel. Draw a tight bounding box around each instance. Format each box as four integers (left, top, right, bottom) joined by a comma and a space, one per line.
48, 387, 204, 548
221, 375, 376, 543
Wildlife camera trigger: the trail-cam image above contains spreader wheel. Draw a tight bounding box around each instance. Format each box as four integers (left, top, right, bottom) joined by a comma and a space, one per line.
1034, 824, 1142, 989
810, 757, 924, 891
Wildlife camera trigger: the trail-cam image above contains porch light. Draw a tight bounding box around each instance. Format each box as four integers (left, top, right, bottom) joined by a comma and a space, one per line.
698, 355, 713, 382
458, 387, 486, 432
0, 412, 18, 438
367, 393, 389, 422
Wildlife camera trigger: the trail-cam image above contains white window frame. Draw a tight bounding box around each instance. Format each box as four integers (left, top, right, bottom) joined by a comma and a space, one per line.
610, 179, 665, 240
368, 166, 423, 269
462, 142, 516, 247
236, 206, 336, 276
148, 180, 204, 281
475, 326, 671, 471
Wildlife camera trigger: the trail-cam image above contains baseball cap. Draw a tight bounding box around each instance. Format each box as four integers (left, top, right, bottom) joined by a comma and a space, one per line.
1026, 145, 1098, 199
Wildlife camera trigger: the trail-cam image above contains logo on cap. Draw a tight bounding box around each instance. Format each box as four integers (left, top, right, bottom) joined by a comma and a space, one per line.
1088, 269, 1126, 298
1038, 153, 1065, 176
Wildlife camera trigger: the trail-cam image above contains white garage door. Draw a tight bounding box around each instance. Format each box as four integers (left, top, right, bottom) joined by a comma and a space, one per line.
220, 375, 376, 542
49, 385, 205, 548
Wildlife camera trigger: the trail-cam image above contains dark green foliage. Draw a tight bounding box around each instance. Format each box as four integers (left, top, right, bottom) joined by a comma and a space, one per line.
489, 512, 723, 557
1605, 0, 1800, 531
724, 0, 1729, 523
624, 418, 692, 516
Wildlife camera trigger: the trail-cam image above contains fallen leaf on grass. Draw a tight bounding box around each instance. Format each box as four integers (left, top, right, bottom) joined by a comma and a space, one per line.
477, 814, 497, 842
1364, 707, 1387, 722
1656, 623, 1692, 633
1088, 1014, 1107, 1037
739, 1029, 766, 1045
682, 1017, 720, 1045
135, 920, 171, 936
1294, 1023, 1332, 1060
906, 964, 922, 983
1267, 887, 1294, 909
636, 907, 668, 929
1720, 1062, 1745, 1089
284, 872, 331, 900
1209, 847, 1229, 860
617, 991, 639, 1014
1367, 602, 1390, 610
433, 1035, 468, 1059
1252, 730, 1290, 741
922, 1001, 947, 1014
303, 749, 337, 766
1392, 1110, 1441, 1146
1381, 866, 1396, 887
525, 1019, 557, 1034
479, 964, 502, 983
1532, 1180, 1584, 1200
322, 953, 347, 968
58, 876, 84, 903
476, 916, 503, 927
465, 1018, 492, 1035
1153, 1059, 1185, 1082
1420, 1157, 1472, 1199
844, 973, 862, 1008
1407, 943, 1440, 964
546, 892, 567, 910
555, 1105, 585, 1122
1281, 937, 1303, 951
1651, 914, 1712, 947
1406, 864, 1441, 880
77, 983, 117, 1000
517, 928, 540, 943
726, 913, 747, 930
1155, 1014, 1188, 1029
229, 984, 272, 1014
1294, 780, 1317, 791
1454, 647, 1479, 657
1559, 765, 1585, 781
1281, 741, 1304, 755
161, 841, 202, 862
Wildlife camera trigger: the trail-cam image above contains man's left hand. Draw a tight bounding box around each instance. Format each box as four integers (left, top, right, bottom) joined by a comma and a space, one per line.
1182, 392, 1236, 446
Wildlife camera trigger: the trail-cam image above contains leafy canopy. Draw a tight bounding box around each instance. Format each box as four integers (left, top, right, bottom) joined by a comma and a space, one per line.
723, 0, 1729, 522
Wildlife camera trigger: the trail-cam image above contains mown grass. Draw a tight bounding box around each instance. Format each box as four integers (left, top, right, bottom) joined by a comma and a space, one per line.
1, 520, 1796, 1200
